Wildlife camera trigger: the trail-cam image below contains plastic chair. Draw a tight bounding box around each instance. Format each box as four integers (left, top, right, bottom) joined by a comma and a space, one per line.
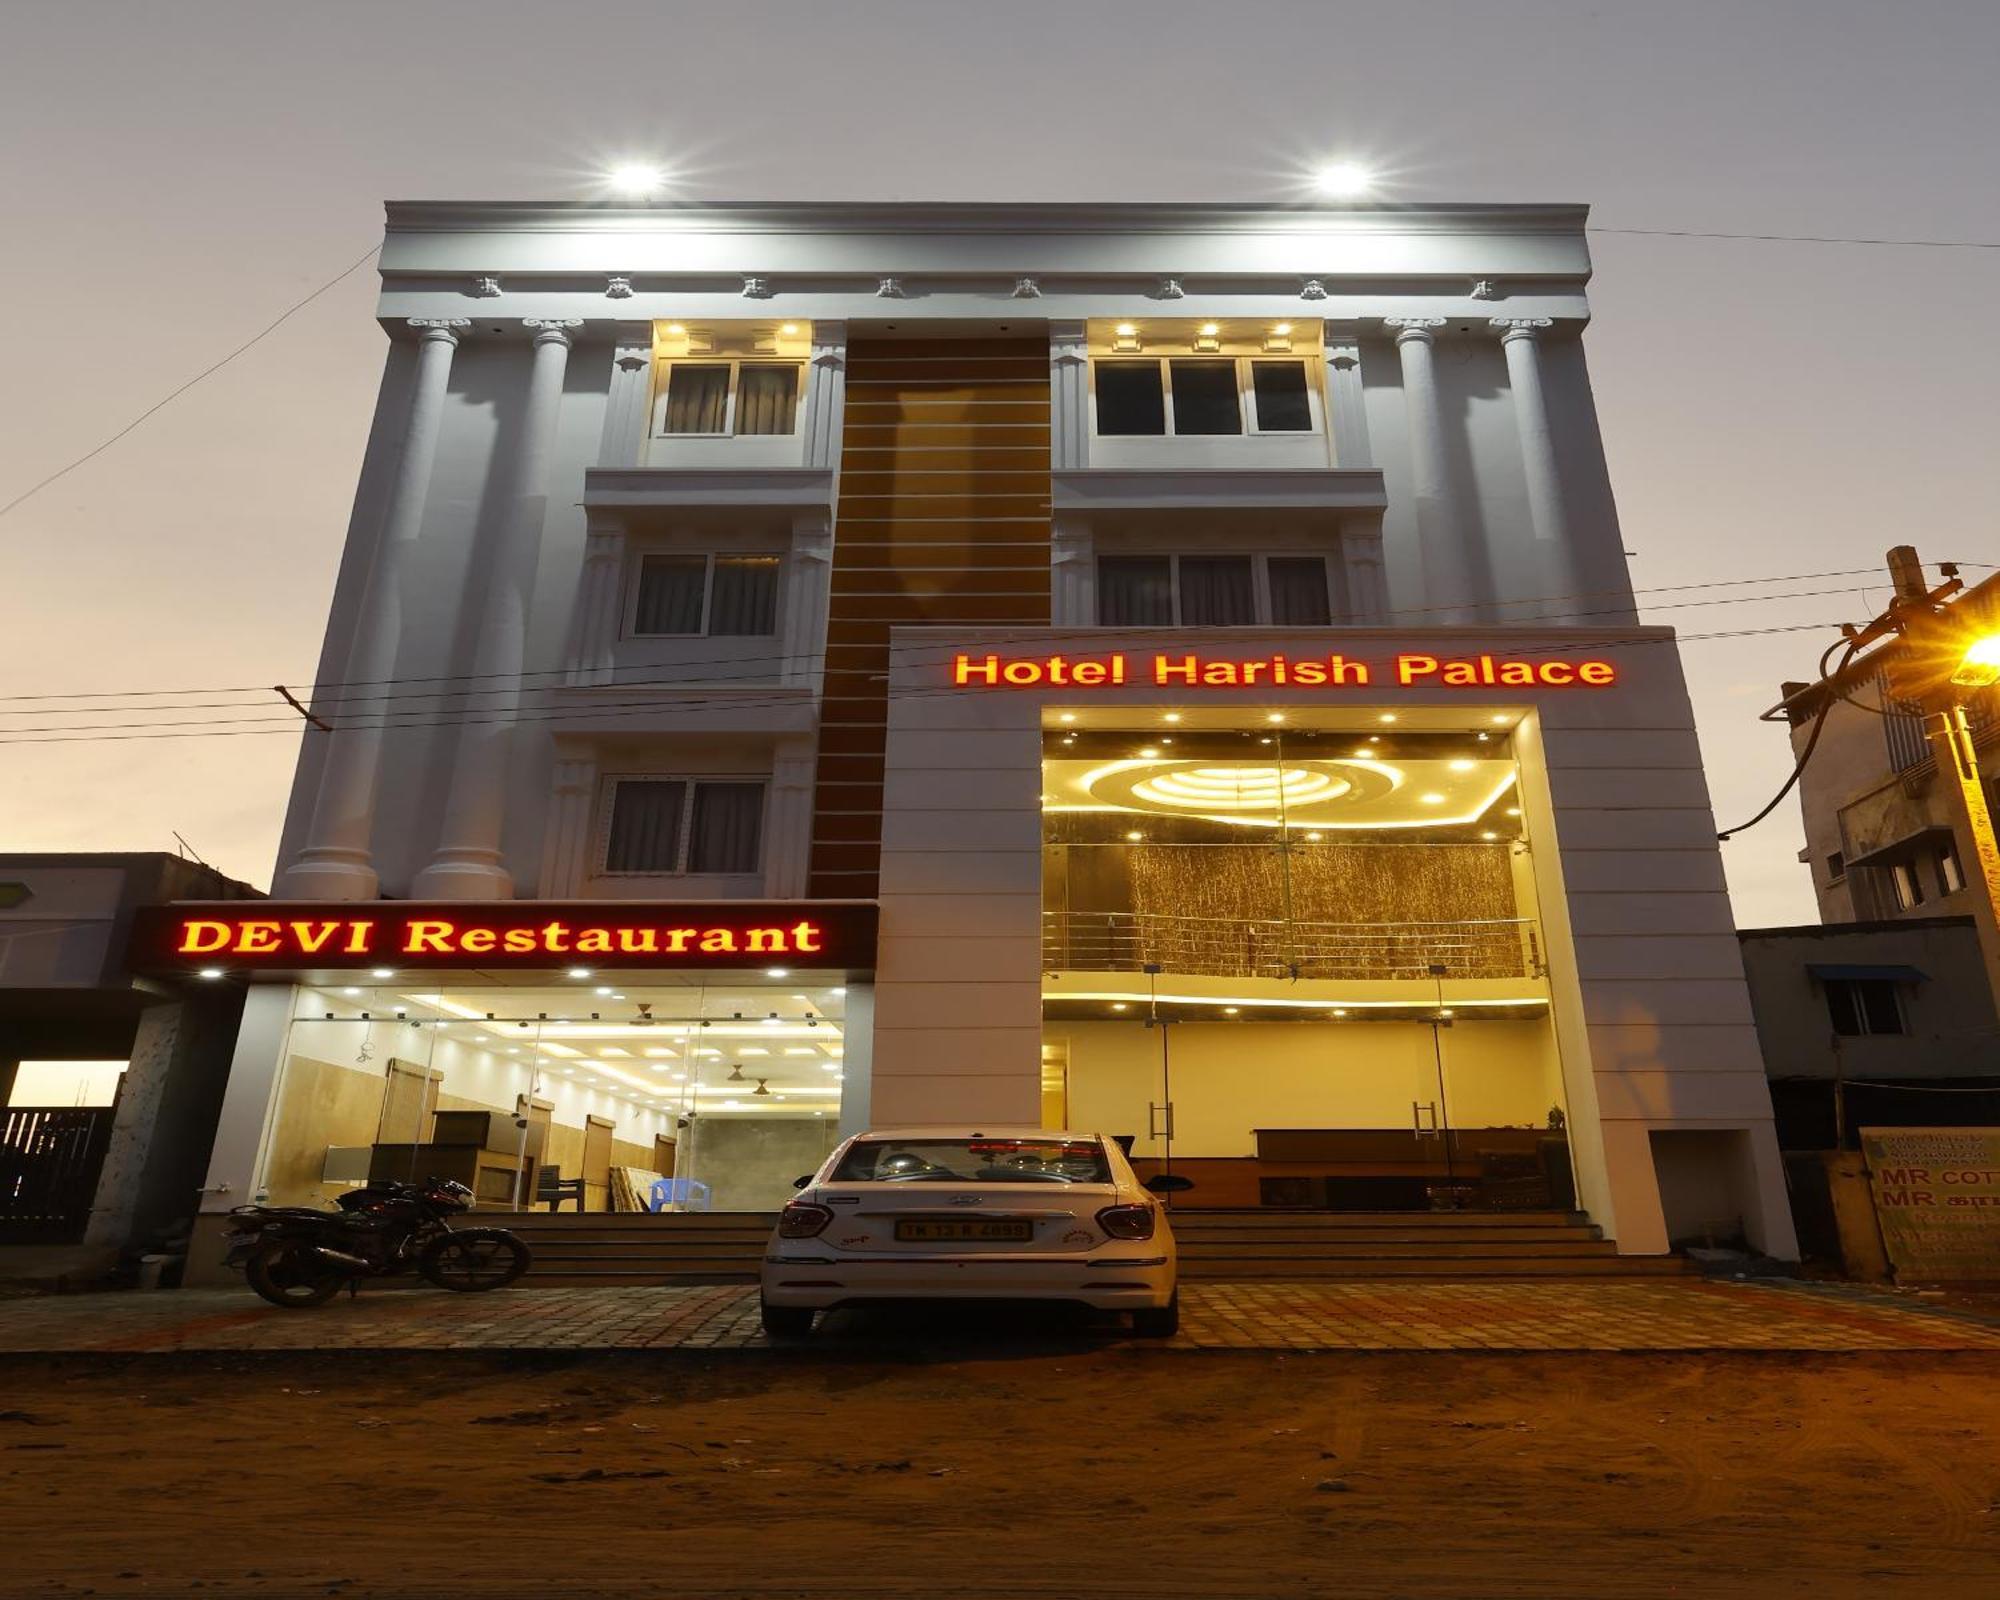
648, 1177, 712, 1213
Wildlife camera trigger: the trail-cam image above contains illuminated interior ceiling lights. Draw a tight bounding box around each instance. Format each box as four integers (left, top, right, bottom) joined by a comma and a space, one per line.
1056, 990, 1548, 1013
1053, 755, 1517, 832
1132, 765, 1349, 810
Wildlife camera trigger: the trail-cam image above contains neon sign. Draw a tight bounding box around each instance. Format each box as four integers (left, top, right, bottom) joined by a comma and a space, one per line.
951, 651, 1617, 689
128, 902, 878, 972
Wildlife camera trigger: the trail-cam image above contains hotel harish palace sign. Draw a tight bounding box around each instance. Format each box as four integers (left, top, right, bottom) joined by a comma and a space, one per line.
951, 650, 1619, 689
129, 902, 879, 972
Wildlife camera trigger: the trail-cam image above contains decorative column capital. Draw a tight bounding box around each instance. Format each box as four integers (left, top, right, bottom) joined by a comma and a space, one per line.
604, 275, 634, 299
1490, 316, 1553, 343
875, 276, 908, 298
1299, 278, 1329, 301
407, 318, 470, 345
1154, 277, 1186, 300
1012, 277, 1042, 299
523, 317, 583, 348
1385, 316, 1446, 345
741, 276, 773, 299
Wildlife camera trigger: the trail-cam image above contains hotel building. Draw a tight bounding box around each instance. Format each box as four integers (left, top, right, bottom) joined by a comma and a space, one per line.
165, 200, 1798, 1264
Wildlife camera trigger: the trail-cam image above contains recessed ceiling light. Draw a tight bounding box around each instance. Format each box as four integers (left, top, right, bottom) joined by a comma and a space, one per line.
1272, 322, 1293, 336
1505, 807, 1521, 817
568, 967, 593, 979
766, 967, 790, 978
1305, 831, 1323, 842
829, 987, 846, 996
1111, 1002, 1129, 1012
595, 986, 614, 996
1266, 712, 1285, 724
666, 322, 686, 335
607, 162, 666, 197
1125, 831, 1144, 842
1114, 323, 1137, 337
1198, 322, 1220, 337
1163, 712, 1182, 723
1419, 793, 1446, 805
1331, 1008, 1348, 1017
341, 987, 361, 997
1139, 746, 1160, 757
198, 967, 224, 980
1448, 759, 1476, 772
372, 968, 395, 979
779, 322, 799, 334
1313, 161, 1375, 198
1378, 714, 1397, 725
1223, 1006, 1240, 1015
1481, 831, 1499, 840
1490, 714, 1509, 725
1059, 712, 1077, 723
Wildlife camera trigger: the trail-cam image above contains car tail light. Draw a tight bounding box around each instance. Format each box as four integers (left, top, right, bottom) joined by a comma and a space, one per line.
777, 1202, 834, 1239
1096, 1204, 1156, 1241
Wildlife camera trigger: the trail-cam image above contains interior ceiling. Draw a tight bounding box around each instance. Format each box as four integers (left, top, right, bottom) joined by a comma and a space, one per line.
294, 980, 846, 1118
1043, 755, 1517, 830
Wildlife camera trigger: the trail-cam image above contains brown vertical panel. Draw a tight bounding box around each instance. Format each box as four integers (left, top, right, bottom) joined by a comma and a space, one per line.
807, 337, 1052, 897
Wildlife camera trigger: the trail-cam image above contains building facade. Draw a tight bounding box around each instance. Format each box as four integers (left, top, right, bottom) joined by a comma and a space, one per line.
165, 201, 1797, 1261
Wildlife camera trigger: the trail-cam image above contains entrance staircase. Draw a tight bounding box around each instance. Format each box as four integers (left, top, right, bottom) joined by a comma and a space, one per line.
500, 1207, 1686, 1287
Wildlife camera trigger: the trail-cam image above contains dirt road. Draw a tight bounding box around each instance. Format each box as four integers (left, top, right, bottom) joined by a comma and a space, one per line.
3, 1341, 1996, 1598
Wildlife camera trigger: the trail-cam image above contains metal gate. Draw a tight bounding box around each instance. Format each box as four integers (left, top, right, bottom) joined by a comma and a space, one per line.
0, 1107, 115, 1243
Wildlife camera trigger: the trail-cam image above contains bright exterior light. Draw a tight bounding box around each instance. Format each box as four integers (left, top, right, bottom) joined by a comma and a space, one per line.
1951, 634, 2000, 689
371, 967, 395, 979
766, 967, 790, 978
1314, 161, 1375, 198
568, 967, 593, 979
1272, 323, 1293, 336
1114, 323, 1137, 337
607, 162, 666, 198
1198, 322, 1221, 337
198, 967, 224, 980
779, 322, 799, 335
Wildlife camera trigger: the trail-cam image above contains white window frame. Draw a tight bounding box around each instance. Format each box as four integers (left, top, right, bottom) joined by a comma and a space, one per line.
625, 552, 783, 640
596, 775, 768, 878
1096, 552, 1335, 627
1088, 355, 1324, 439
650, 358, 805, 439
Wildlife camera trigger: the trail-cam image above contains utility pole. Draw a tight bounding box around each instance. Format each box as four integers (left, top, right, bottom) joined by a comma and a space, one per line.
1876, 546, 2000, 1008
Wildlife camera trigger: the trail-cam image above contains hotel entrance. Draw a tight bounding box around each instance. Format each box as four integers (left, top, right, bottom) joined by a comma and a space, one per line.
1039, 711, 1577, 1212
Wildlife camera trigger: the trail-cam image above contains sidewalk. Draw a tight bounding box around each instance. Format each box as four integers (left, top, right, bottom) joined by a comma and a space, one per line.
4, 1277, 1998, 1353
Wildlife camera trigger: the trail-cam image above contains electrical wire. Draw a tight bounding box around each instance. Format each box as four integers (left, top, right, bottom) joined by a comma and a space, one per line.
0, 617, 1864, 746
0, 245, 382, 523
1715, 636, 1857, 841
1586, 226, 2000, 250
1, 564, 1970, 722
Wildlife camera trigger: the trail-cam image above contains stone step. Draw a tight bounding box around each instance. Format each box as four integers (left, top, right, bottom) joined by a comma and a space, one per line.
1178, 1236, 1616, 1258
1167, 1210, 1590, 1229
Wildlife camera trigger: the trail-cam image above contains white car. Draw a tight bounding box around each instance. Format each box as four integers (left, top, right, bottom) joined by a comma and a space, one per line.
758, 1128, 1181, 1339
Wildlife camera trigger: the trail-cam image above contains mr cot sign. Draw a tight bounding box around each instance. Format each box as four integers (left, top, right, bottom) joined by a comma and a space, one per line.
129, 902, 878, 973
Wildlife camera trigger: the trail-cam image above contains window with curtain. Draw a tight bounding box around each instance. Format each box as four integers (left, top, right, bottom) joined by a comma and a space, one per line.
604, 781, 687, 873
633, 556, 707, 635
1095, 362, 1167, 435
1267, 556, 1333, 625
687, 782, 765, 873
662, 365, 730, 434
1168, 360, 1242, 434
1825, 979, 1905, 1037
1098, 556, 1174, 625
707, 555, 780, 636
1177, 556, 1256, 625
733, 365, 799, 435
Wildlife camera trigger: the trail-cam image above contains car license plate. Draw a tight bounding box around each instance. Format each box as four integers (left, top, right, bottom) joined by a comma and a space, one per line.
894, 1220, 1034, 1242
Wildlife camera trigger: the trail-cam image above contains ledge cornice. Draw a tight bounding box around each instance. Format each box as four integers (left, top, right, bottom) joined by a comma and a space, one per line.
1051, 466, 1389, 513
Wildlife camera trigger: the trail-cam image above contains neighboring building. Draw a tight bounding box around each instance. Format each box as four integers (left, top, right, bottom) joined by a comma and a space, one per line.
0, 854, 259, 1278
1778, 669, 1998, 925
148, 199, 1798, 1267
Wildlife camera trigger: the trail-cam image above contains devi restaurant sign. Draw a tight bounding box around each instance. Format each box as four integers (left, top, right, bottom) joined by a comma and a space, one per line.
1863, 1127, 2000, 1281
129, 901, 878, 972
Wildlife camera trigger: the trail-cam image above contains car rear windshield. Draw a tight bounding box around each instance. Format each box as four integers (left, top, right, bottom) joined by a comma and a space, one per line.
831, 1138, 1112, 1184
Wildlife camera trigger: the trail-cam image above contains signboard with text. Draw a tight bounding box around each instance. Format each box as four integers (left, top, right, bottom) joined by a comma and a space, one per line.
1862, 1127, 2000, 1281
949, 650, 1620, 691
128, 901, 879, 974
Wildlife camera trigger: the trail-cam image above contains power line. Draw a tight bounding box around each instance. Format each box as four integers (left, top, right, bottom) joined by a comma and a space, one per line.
1, 563, 1964, 720
0, 618, 1861, 746
0, 244, 382, 522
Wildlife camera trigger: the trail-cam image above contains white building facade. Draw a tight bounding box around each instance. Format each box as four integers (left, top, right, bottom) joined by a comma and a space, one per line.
163, 201, 1796, 1260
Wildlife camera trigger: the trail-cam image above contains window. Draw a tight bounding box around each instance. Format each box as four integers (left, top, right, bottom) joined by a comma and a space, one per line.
1825, 979, 1905, 1037
1888, 860, 1926, 911
657, 361, 801, 436
1825, 851, 1846, 882
632, 554, 780, 637
1938, 844, 1965, 896
1091, 357, 1316, 436
603, 779, 765, 875
1097, 553, 1333, 627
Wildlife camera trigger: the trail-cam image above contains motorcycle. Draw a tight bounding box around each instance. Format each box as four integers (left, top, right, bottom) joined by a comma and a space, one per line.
223, 1176, 532, 1309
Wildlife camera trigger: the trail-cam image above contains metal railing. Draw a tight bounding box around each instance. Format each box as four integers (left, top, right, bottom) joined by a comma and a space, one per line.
1042, 910, 1539, 982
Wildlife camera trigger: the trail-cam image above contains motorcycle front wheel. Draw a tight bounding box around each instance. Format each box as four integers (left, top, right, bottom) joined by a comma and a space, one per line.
418, 1228, 531, 1292
243, 1240, 346, 1309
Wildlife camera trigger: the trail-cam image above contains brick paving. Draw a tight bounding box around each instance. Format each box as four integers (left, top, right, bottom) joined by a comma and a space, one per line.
2, 1278, 1998, 1353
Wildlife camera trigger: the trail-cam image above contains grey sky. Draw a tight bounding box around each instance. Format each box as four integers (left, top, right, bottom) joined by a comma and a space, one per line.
3, 0, 1996, 924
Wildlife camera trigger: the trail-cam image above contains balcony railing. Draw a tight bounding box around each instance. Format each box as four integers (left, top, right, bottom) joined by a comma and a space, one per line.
1042, 911, 1539, 983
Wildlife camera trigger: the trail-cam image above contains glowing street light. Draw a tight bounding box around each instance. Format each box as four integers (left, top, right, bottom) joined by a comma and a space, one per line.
1950, 633, 2000, 689
1313, 161, 1375, 199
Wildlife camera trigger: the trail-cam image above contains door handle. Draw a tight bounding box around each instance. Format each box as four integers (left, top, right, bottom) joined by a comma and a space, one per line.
1148, 1101, 1175, 1140
1412, 1100, 1440, 1138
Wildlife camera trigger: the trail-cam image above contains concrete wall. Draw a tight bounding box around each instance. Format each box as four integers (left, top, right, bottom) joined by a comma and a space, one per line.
678, 1114, 840, 1213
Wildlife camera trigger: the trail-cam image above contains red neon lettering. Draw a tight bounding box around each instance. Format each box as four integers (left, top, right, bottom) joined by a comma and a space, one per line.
404, 920, 457, 953
289, 920, 344, 954
792, 921, 824, 954
234, 921, 283, 954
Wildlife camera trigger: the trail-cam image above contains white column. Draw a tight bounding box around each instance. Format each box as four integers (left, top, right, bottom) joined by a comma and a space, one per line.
413, 317, 581, 900
1049, 320, 1088, 470
763, 740, 818, 897
1051, 517, 1094, 625
279, 318, 467, 898
563, 516, 623, 687
1337, 517, 1389, 623
596, 320, 654, 468
1385, 317, 1472, 620
535, 754, 599, 898
1492, 317, 1578, 600
782, 511, 833, 689
1321, 321, 1372, 468
198, 985, 299, 1211
798, 319, 847, 472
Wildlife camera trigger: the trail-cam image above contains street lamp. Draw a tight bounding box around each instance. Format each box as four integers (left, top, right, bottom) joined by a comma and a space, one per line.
1950, 633, 2000, 689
